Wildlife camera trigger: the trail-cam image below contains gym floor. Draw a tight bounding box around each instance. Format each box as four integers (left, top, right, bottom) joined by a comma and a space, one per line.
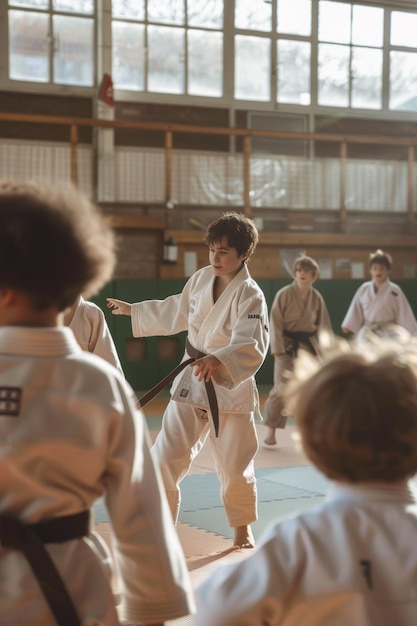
94, 390, 329, 626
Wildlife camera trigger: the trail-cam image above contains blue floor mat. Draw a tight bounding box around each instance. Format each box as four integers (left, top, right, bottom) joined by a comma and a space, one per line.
93, 466, 328, 532
179, 496, 326, 541
179, 466, 327, 512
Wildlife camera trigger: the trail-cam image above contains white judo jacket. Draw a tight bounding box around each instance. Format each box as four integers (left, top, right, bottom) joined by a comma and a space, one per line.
67, 296, 124, 376
195, 481, 417, 626
0, 326, 194, 626
342, 279, 417, 335
131, 264, 269, 414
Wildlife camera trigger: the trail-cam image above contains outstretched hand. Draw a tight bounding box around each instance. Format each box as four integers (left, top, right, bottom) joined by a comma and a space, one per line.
106, 298, 132, 316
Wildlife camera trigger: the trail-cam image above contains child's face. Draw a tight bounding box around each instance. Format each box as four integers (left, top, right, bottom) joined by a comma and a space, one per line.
208, 237, 247, 281
293, 266, 316, 289
370, 262, 389, 286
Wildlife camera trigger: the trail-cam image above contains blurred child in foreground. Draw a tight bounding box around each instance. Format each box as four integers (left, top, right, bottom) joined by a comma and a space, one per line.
196, 329, 417, 626
0, 181, 194, 626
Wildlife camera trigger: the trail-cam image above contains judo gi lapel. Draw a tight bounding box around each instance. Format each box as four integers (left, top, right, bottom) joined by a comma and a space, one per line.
367, 279, 390, 317
291, 281, 313, 323
195, 264, 249, 345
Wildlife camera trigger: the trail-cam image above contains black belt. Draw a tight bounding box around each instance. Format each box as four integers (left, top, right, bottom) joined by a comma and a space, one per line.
283, 329, 318, 357
138, 357, 196, 408
0, 510, 90, 626
138, 337, 220, 437
185, 338, 220, 437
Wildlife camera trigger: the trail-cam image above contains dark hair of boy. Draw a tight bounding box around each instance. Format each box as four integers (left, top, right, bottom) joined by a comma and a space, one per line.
204, 212, 259, 259
369, 249, 393, 270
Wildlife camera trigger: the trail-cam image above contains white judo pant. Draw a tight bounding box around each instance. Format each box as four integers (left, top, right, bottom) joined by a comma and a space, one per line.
152, 400, 259, 528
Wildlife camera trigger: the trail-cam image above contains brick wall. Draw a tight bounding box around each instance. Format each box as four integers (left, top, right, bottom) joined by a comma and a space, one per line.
114, 229, 161, 279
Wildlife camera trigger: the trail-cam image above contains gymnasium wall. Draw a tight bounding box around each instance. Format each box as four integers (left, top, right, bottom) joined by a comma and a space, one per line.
92, 278, 417, 393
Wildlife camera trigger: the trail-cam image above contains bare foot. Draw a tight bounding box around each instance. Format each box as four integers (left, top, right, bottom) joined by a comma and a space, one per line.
234, 525, 255, 549
264, 427, 276, 445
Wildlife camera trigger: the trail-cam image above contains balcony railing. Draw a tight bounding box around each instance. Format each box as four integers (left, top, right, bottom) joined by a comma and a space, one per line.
1, 111, 416, 234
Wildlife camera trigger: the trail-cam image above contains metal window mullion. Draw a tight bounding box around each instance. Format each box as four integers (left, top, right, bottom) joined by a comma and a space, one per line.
223, 0, 234, 103
348, 44, 353, 108
272, 0, 277, 108
90, 0, 100, 88
183, 0, 187, 94
383, 8, 391, 113
348, 4, 353, 108
49, 12, 54, 85
311, 0, 319, 111
1, 1, 9, 81
144, 21, 149, 91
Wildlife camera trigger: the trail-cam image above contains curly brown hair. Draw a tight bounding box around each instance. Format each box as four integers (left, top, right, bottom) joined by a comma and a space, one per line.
0, 181, 115, 311
285, 337, 417, 483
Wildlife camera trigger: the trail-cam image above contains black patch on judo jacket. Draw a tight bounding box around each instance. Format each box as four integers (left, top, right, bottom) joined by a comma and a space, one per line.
0, 387, 22, 417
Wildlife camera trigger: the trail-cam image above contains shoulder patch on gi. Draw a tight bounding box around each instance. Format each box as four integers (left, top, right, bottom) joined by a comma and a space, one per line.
0, 387, 22, 417
179, 388, 189, 398
391, 291, 398, 297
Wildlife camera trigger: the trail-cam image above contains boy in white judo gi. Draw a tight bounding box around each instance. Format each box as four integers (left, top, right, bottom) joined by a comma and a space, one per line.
342, 248, 417, 336
195, 332, 417, 626
64, 294, 124, 375
107, 212, 269, 549
263, 254, 332, 446
0, 181, 194, 626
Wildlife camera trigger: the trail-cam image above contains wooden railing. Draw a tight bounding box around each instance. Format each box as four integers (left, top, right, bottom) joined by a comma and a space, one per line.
1, 111, 417, 230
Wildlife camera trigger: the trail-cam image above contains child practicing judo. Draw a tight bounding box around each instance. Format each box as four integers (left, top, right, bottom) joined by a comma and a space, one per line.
342, 248, 417, 336
107, 212, 269, 549
195, 330, 417, 626
0, 181, 194, 626
263, 254, 332, 446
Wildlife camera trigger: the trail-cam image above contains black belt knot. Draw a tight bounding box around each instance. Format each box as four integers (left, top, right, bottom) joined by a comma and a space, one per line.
138, 336, 220, 437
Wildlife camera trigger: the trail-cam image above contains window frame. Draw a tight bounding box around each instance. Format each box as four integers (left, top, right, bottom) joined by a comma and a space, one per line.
0, 0, 417, 123
2, 0, 97, 95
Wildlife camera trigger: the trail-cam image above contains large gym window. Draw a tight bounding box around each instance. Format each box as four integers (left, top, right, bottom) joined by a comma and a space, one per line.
234, 0, 312, 106
111, 0, 224, 97
3, 0, 417, 119
8, 0, 95, 86
389, 11, 417, 112
317, 1, 383, 109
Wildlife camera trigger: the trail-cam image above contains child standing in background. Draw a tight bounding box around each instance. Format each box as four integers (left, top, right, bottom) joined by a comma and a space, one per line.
0, 181, 194, 626
107, 212, 269, 549
341, 249, 417, 337
263, 254, 332, 446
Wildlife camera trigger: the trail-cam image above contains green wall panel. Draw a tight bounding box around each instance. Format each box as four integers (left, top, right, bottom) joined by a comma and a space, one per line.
114, 280, 159, 391
90, 278, 417, 392
314, 279, 361, 335
254, 279, 275, 385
